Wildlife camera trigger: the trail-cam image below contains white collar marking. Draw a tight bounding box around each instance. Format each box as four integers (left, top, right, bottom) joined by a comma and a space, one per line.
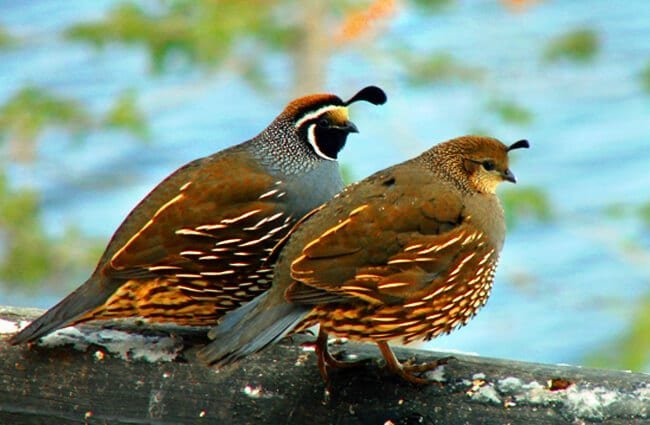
307, 123, 336, 161
294, 105, 341, 129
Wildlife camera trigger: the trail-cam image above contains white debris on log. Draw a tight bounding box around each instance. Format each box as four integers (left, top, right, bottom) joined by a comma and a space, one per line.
41, 326, 184, 362
463, 375, 650, 422
424, 364, 446, 383
243, 384, 264, 398
242, 384, 277, 399
0, 315, 184, 363
471, 383, 502, 405
0, 319, 21, 334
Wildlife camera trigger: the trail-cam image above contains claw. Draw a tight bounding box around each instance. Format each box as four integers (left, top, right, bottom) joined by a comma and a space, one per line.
378, 342, 452, 385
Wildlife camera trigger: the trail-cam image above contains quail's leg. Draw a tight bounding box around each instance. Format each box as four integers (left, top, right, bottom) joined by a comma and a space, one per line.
377, 342, 450, 385
314, 329, 368, 382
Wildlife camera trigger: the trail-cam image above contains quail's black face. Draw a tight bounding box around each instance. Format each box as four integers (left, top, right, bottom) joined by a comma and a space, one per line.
301, 106, 359, 161
290, 86, 387, 161
312, 114, 359, 160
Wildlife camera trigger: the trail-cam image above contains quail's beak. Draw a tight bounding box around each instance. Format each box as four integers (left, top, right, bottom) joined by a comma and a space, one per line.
502, 168, 517, 183
334, 120, 359, 134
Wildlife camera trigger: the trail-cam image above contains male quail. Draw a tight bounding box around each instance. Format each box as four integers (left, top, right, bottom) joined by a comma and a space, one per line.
11, 86, 387, 345
198, 136, 529, 384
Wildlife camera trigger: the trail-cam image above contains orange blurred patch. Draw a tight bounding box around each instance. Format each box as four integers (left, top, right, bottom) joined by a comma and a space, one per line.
500, 0, 542, 12
336, 0, 397, 44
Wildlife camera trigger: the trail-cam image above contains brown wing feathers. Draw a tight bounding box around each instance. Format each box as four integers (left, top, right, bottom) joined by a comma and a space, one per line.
93, 164, 293, 323
287, 186, 472, 307
10, 153, 279, 342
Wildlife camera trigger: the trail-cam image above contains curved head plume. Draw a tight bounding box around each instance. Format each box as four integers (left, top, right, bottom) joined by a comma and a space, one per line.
344, 86, 387, 106
507, 139, 530, 152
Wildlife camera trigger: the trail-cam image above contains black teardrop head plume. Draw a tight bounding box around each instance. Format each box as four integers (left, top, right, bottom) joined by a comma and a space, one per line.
508, 139, 530, 151
344, 86, 387, 106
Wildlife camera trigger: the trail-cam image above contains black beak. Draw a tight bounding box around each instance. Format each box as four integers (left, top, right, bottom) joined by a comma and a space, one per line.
334, 120, 359, 133
502, 168, 516, 183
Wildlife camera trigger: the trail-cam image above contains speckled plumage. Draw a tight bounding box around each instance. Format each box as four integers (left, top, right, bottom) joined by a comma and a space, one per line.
198, 135, 529, 384
11, 86, 387, 345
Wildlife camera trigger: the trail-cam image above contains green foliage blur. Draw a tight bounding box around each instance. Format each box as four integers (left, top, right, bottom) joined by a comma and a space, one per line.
487, 99, 534, 127
544, 28, 600, 63
0, 86, 92, 162
0, 173, 104, 289
104, 90, 150, 139
0, 174, 50, 284
501, 186, 552, 227
0, 26, 13, 48
64, 1, 300, 81
403, 52, 485, 86
641, 60, 650, 95
588, 297, 650, 371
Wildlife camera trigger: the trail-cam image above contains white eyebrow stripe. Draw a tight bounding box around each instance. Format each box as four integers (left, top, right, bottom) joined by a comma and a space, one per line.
307, 123, 335, 161
294, 105, 342, 129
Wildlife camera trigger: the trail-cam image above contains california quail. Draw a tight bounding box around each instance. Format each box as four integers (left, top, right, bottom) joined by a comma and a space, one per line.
198, 136, 529, 384
11, 86, 387, 345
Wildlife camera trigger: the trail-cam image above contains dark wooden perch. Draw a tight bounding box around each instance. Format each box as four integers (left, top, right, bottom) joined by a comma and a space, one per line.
0, 305, 648, 425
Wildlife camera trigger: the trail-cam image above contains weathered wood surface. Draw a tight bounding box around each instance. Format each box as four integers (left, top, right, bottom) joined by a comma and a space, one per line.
1, 305, 649, 425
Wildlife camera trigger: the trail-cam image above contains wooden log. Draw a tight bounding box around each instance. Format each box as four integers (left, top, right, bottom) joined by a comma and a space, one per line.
0, 305, 648, 425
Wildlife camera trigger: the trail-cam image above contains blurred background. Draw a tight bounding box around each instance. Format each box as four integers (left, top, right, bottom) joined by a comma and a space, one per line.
0, 0, 649, 372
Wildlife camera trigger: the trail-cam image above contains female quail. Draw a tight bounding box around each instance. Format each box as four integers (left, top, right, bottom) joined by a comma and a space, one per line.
198, 136, 529, 384
11, 86, 387, 345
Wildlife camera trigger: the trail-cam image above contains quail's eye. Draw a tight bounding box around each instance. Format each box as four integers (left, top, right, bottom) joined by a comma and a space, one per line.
482, 160, 496, 171
318, 117, 329, 127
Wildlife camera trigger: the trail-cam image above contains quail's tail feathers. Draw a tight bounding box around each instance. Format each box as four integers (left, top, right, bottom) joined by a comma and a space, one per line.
10, 277, 114, 345
198, 292, 310, 366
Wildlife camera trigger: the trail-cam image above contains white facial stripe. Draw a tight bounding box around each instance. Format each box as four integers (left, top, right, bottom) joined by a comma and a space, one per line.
307, 123, 336, 161
294, 105, 342, 129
